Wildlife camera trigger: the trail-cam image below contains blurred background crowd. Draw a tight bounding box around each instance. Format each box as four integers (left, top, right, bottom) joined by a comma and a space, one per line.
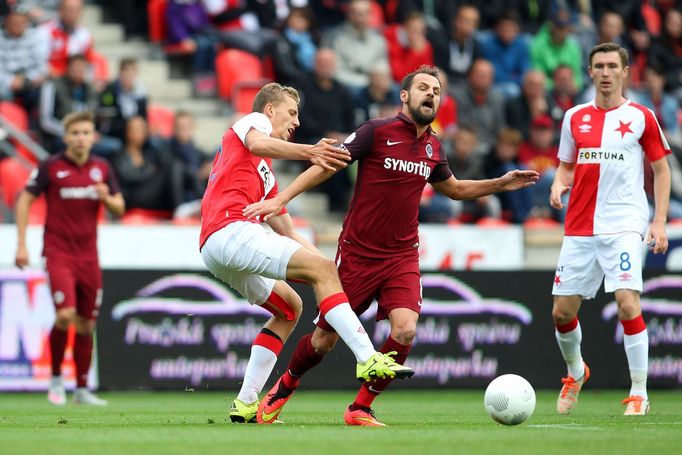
0, 0, 681, 227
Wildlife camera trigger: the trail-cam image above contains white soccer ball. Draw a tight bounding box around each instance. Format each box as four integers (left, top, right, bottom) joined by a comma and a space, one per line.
484, 374, 536, 425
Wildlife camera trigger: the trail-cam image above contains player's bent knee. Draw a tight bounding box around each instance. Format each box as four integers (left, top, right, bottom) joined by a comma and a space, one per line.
55, 309, 76, 328
392, 327, 416, 345
311, 330, 338, 355
305, 257, 339, 284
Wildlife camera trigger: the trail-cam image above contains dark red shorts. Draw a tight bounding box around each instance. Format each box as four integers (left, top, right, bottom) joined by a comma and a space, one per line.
45, 256, 102, 320
317, 249, 421, 331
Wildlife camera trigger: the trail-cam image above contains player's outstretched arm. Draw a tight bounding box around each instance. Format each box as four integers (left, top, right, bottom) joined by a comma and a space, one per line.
246, 130, 350, 171
549, 161, 575, 209
648, 157, 671, 254
244, 165, 336, 221
14, 190, 36, 269
432, 170, 539, 201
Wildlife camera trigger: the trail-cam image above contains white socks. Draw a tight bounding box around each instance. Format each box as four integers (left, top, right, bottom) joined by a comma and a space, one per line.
624, 329, 648, 400
555, 322, 585, 380
236, 345, 277, 404
324, 302, 375, 363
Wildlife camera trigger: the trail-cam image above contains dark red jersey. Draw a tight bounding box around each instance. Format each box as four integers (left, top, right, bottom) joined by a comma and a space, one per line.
25, 153, 119, 259
339, 113, 451, 258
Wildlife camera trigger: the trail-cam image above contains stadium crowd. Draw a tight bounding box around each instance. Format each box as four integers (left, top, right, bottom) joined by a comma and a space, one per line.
1, 0, 681, 225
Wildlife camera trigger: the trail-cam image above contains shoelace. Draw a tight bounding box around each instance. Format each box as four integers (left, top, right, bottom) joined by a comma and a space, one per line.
353, 405, 378, 418
560, 376, 579, 399
622, 396, 643, 411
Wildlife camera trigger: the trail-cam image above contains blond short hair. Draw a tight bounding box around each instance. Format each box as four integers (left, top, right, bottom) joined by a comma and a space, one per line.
252, 83, 300, 113
62, 111, 95, 131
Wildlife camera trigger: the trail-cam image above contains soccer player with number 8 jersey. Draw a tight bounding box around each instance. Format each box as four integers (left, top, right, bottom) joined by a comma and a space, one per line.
549, 43, 672, 416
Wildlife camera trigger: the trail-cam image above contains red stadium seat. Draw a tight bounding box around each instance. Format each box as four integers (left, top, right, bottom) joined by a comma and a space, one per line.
0, 101, 29, 131
232, 81, 270, 114
368, 0, 385, 29
215, 49, 269, 101
0, 157, 30, 208
476, 217, 511, 227
121, 208, 173, 224
147, 105, 175, 138
523, 216, 561, 229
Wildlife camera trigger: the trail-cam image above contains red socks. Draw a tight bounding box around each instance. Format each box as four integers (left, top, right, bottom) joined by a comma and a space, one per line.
353, 336, 411, 409
74, 333, 93, 388
49, 327, 68, 377
282, 333, 323, 389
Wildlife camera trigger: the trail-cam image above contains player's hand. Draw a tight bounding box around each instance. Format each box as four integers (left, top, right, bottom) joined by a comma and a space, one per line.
647, 221, 669, 254
309, 138, 350, 171
243, 196, 285, 222
499, 170, 539, 191
95, 183, 110, 201
15, 245, 29, 269
550, 182, 570, 209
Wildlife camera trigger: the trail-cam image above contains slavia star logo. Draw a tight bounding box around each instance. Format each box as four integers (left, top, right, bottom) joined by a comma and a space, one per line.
615, 120, 633, 138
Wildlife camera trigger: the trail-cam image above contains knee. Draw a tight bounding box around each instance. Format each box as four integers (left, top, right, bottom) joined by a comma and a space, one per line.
54, 310, 75, 329
391, 324, 416, 345
552, 306, 576, 325
307, 257, 338, 284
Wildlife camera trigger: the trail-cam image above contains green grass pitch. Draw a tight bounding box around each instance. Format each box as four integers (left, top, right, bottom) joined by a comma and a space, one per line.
1, 390, 681, 454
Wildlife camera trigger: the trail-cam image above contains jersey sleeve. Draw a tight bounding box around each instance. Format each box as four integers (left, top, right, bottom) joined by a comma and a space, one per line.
105, 162, 121, 195
640, 107, 671, 162
232, 113, 273, 145
557, 109, 577, 163
428, 143, 453, 183
340, 121, 375, 162
24, 160, 50, 196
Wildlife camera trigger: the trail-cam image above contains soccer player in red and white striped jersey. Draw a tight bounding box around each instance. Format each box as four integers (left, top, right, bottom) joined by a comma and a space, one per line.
549, 42, 671, 416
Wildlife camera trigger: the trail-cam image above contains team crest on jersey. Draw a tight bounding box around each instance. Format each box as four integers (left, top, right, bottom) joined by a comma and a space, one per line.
582, 114, 591, 122
425, 143, 433, 158
89, 167, 103, 182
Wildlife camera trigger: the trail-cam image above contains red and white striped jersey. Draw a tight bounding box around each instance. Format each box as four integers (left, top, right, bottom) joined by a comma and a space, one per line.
39, 19, 94, 75
558, 99, 670, 236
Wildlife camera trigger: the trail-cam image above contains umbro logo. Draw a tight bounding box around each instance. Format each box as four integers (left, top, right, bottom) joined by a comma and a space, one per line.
386, 139, 402, 146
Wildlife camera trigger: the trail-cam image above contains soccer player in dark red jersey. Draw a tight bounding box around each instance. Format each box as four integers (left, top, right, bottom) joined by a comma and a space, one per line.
244, 65, 539, 426
14, 111, 125, 406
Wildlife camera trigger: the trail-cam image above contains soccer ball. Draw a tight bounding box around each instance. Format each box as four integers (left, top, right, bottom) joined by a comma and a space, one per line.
484, 374, 536, 425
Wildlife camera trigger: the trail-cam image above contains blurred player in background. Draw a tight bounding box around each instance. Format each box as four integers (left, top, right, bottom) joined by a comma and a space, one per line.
550, 42, 671, 416
14, 111, 125, 405
198, 82, 414, 423
244, 66, 538, 426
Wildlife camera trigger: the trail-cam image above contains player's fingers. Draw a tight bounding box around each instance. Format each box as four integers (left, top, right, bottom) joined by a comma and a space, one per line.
321, 137, 338, 145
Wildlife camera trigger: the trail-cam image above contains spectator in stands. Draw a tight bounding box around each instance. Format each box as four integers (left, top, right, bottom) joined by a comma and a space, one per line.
648, 7, 682, 103
430, 69, 457, 149
310, 0, 348, 31
204, 0, 279, 59
506, 69, 551, 140
384, 11, 434, 83
322, 0, 389, 101
549, 64, 579, 127
481, 10, 531, 99
96, 58, 148, 143
39, 0, 94, 76
296, 48, 355, 212
484, 127, 532, 223
452, 59, 506, 156
165, 0, 216, 97
470, 0, 551, 33
23, 0, 60, 24
530, 8, 583, 92
353, 64, 400, 126
518, 115, 561, 221
394, 0, 457, 35
631, 64, 681, 145
167, 110, 210, 202
111, 116, 187, 218
271, 7, 319, 86
39, 54, 96, 153
0, 4, 48, 116
432, 4, 482, 88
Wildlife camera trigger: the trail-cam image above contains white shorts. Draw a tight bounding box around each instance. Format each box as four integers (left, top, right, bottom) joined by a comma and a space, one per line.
552, 232, 645, 299
201, 221, 302, 304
